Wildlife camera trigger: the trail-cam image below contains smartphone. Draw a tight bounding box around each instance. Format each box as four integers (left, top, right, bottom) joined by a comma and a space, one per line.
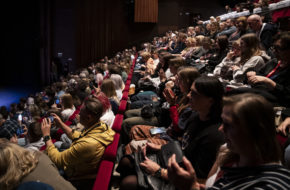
16, 127, 24, 136
150, 127, 166, 135
48, 116, 54, 122
18, 114, 23, 121
43, 96, 49, 101
55, 99, 60, 104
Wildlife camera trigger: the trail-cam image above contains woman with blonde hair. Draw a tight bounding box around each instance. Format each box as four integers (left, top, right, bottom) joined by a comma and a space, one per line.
195, 35, 205, 47
0, 138, 76, 190
231, 33, 270, 83
109, 65, 125, 100
141, 51, 156, 75
209, 22, 219, 39
101, 79, 120, 114
229, 16, 250, 42
180, 37, 198, 58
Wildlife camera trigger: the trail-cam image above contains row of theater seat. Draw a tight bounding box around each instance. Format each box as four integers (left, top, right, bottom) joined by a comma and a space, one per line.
92, 54, 137, 190
202, 0, 290, 24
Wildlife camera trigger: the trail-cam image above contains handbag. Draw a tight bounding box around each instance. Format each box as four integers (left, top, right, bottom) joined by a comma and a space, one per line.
160, 141, 184, 167
132, 141, 183, 190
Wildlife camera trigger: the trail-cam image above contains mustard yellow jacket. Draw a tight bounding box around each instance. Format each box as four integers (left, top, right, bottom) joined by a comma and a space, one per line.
46, 122, 115, 179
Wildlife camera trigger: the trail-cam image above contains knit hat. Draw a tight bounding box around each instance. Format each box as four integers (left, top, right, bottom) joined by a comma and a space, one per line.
0, 120, 21, 140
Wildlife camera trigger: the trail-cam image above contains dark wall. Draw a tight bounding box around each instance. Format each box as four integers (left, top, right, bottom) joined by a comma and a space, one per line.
52, 0, 76, 72
1, 0, 225, 88
1, 0, 41, 88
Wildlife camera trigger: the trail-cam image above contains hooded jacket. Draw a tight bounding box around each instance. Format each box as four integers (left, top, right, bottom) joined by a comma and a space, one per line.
46, 122, 115, 179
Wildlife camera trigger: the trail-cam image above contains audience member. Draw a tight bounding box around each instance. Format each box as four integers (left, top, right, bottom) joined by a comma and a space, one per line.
0, 138, 76, 190
231, 33, 270, 83
41, 97, 115, 186
167, 93, 290, 190
247, 14, 277, 50
247, 31, 290, 107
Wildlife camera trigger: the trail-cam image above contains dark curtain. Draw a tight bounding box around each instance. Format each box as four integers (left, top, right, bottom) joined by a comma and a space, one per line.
76, 0, 116, 68
135, 0, 158, 23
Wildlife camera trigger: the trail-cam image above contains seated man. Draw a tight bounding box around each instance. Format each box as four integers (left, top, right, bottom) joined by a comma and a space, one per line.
0, 120, 22, 143
247, 14, 277, 51
217, 19, 237, 37
41, 97, 115, 182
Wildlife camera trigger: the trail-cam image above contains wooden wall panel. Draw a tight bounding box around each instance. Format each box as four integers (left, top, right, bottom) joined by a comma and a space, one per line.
135, 0, 158, 23
74, 0, 223, 69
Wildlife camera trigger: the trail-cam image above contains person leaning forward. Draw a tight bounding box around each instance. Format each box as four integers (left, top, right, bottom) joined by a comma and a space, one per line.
41, 97, 115, 180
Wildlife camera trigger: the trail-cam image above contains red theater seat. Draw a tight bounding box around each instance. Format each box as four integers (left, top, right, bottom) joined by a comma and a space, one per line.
125, 79, 131, 86
102, 133, 120, 162
92, 160, 114, 190
118, 100, 127, 114
123, 84, 130, 92
112, 114, 124, 133
121, 91, 129, 101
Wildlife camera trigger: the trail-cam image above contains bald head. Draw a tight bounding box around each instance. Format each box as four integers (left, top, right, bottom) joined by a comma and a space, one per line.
247, 15, 262, 31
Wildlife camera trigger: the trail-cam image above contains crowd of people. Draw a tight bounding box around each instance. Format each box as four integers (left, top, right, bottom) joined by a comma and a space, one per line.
0, 48, 136, 189
1, 0, 290, 189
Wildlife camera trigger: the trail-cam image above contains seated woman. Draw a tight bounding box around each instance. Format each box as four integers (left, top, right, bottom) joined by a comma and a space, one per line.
231, 33, 270, 83
228, 16, 251, 43
138, 52, 155, 76
0, 138, 76, 190
109, 65, 125, 100
167, 93, 290, 190
101, 79, 120, 115
41, 97, 115, 188
147, 53, 175, 95
208, 22, 219, 40
191, 37, 214, 62
122, 67, 200, 152
117, 76, 225, 190
247, 31, 290, 107
213, 39, 241, 80
60, 94, 76, 122
205, 35, 229, 72
94, 66, 104, 87
169, 33, 187, 54
95, 92, 115, 128
180, 37, 197, 58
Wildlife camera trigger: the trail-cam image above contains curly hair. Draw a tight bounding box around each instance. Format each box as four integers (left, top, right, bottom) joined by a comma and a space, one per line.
0, 138, 40, 190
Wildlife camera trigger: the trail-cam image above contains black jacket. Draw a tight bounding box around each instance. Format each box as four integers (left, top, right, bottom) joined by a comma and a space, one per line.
260, 23, 277, 50
254, 59, 290, 107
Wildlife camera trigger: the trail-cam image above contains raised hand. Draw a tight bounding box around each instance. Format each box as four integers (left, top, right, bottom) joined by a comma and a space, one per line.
168, 154, 200, 190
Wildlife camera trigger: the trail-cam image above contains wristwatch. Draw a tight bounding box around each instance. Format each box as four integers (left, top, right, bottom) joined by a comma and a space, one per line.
154, 167, 162, 178
43, 135, 51, 143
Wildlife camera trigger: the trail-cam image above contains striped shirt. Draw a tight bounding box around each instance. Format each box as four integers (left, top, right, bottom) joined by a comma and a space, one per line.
208, 164, 290, 190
